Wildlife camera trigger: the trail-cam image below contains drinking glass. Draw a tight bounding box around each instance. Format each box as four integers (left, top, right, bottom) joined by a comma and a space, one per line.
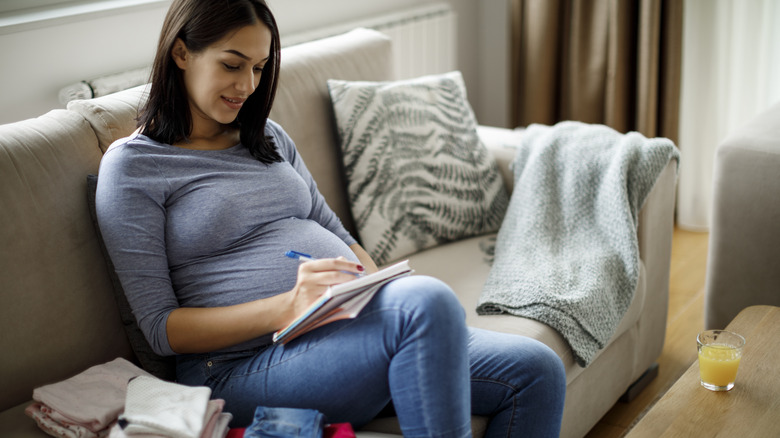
697, 330, 745, 391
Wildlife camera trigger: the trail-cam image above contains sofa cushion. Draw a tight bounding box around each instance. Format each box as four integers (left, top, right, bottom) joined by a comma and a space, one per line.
67, 84, 149, 153
0, 110, 133, 412
86, 175, 177, 381
327, 71, 509, 265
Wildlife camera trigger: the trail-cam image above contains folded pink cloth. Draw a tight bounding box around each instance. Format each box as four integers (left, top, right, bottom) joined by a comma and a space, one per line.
206, 413, 232, 438
200, 400, 232, 438
26, 403, 112, 438
26, 358, 152, 435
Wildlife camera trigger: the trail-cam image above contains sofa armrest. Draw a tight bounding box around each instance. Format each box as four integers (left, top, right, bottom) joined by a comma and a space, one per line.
705, 101, 780, 330
634, 160, 678, 369
477, 125, 524, 194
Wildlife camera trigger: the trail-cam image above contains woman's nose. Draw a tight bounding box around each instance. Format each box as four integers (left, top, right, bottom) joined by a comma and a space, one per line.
237, 71, 257, 93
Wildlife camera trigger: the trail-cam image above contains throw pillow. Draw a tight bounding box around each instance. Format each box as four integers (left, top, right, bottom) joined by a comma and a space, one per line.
327, 71, 509, 265
86, 175, 176, 381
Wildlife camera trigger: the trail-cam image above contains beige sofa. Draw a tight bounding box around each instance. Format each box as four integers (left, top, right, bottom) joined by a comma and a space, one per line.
0, 28, 677, 437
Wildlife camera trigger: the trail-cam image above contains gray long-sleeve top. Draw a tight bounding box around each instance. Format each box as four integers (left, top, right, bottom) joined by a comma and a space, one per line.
96, 120, 358, 356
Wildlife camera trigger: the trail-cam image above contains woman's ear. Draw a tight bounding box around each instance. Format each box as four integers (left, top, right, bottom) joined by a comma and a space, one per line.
171, 38, 189, 70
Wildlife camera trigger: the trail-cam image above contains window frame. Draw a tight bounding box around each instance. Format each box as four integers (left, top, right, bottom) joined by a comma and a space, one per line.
0, 0, 171, 35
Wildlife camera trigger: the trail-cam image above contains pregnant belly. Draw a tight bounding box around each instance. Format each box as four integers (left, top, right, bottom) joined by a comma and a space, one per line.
171, 217, 357, 308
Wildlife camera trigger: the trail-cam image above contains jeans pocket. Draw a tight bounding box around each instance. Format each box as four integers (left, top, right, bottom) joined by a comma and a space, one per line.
204, 349, 264, 383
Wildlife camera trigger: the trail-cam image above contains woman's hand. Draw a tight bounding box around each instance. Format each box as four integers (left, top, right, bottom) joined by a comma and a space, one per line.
288, 256, 365, 319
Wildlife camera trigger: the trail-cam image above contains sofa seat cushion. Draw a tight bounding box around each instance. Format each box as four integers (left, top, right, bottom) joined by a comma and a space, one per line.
400, 233, 647, 383
361, 415, 488, 437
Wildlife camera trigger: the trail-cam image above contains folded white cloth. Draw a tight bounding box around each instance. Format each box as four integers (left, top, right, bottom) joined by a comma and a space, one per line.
108, 411, 230, 438
25, 358, 152, 436
119, 376, 212, 438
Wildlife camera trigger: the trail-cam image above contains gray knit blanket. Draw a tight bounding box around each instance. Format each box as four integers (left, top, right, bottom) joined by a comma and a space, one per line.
477, 121, 679, 367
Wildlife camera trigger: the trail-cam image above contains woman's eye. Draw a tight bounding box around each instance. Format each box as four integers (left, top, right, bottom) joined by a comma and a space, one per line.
253, 66, 264, 72
223, 63, 239, 71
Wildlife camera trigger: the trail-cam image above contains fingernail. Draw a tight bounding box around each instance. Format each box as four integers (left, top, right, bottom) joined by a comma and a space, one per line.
357, 265, 365, 272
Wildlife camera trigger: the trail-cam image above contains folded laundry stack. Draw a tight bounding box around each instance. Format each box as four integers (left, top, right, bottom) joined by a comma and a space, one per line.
24, 358, 231, 438
111, 376, 231, 438
25, 358, 152, 437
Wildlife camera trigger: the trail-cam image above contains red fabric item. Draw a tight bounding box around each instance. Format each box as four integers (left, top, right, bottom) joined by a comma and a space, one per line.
226, 423, 353, 437
226, 428, 245, 438
324, 423, 356, 438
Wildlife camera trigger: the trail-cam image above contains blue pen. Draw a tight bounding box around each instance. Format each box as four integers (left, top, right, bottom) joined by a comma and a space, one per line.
285, 250, 316, 262
285, 250, 364, 276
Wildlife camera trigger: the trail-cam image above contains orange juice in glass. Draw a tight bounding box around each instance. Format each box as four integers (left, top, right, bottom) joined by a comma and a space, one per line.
697, 330, 745, 391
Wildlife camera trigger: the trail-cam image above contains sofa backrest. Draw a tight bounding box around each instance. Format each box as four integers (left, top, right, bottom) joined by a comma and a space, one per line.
68, 27, 393, 238
0, 110, 134, 412
269, 28, 393, 236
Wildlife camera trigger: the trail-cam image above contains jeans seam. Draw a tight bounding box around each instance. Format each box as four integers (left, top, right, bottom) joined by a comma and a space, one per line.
470, 376, 520, 393
471, 376, 519, 438
506, 396, 517, 438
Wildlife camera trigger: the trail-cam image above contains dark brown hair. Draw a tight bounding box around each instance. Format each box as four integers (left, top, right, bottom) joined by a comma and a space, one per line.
139, 0, 282, 164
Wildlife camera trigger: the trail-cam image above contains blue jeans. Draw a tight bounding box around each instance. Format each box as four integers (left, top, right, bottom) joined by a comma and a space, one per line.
176, 276, 565, 438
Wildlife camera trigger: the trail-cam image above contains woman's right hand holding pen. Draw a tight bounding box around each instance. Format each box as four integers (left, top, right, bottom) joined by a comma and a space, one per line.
287, 252, 365, 322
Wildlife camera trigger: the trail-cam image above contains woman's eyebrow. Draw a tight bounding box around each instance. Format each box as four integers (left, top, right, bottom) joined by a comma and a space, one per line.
223, 49, 269, 63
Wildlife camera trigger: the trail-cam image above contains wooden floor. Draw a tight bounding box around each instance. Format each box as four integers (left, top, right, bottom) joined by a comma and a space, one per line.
584, 227, 711, 437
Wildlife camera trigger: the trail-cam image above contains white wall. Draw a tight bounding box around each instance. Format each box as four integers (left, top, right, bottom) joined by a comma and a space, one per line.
0, 3, 169, 125
0, 0, 510, 127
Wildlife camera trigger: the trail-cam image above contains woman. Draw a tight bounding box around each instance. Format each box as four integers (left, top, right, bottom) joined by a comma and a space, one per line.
96, 0, 566, 436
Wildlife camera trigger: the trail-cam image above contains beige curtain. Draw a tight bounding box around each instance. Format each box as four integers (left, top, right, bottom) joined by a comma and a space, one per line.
510, 0, 683, 144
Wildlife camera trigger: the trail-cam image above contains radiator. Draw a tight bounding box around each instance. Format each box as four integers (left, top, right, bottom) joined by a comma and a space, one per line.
282, 2, 456, 81
58, 2, 456, 104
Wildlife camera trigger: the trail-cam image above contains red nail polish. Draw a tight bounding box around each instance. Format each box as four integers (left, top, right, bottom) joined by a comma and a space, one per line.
357, 265, 365, 271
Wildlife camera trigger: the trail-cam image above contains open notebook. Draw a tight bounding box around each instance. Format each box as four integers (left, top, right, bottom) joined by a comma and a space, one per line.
273, 260, 413, 344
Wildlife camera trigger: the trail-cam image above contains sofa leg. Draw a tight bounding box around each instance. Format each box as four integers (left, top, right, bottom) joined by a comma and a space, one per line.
620, 363, 659, 403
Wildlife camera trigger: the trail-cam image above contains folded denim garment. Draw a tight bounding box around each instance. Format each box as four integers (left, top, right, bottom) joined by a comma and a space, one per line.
245, 406, 324, 438
230, 420, 355, 438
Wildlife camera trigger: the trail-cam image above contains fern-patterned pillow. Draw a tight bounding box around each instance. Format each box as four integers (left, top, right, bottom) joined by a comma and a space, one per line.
327, 71, 509, 265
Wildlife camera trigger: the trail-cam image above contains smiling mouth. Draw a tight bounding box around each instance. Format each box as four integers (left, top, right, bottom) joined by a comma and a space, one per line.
222, 96, 246, 110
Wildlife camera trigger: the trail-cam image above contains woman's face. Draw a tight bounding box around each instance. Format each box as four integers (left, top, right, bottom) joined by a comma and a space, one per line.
172, 22, 272, 136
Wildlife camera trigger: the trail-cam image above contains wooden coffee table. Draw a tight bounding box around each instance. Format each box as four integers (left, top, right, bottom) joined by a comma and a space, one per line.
626, 305, 780, 437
